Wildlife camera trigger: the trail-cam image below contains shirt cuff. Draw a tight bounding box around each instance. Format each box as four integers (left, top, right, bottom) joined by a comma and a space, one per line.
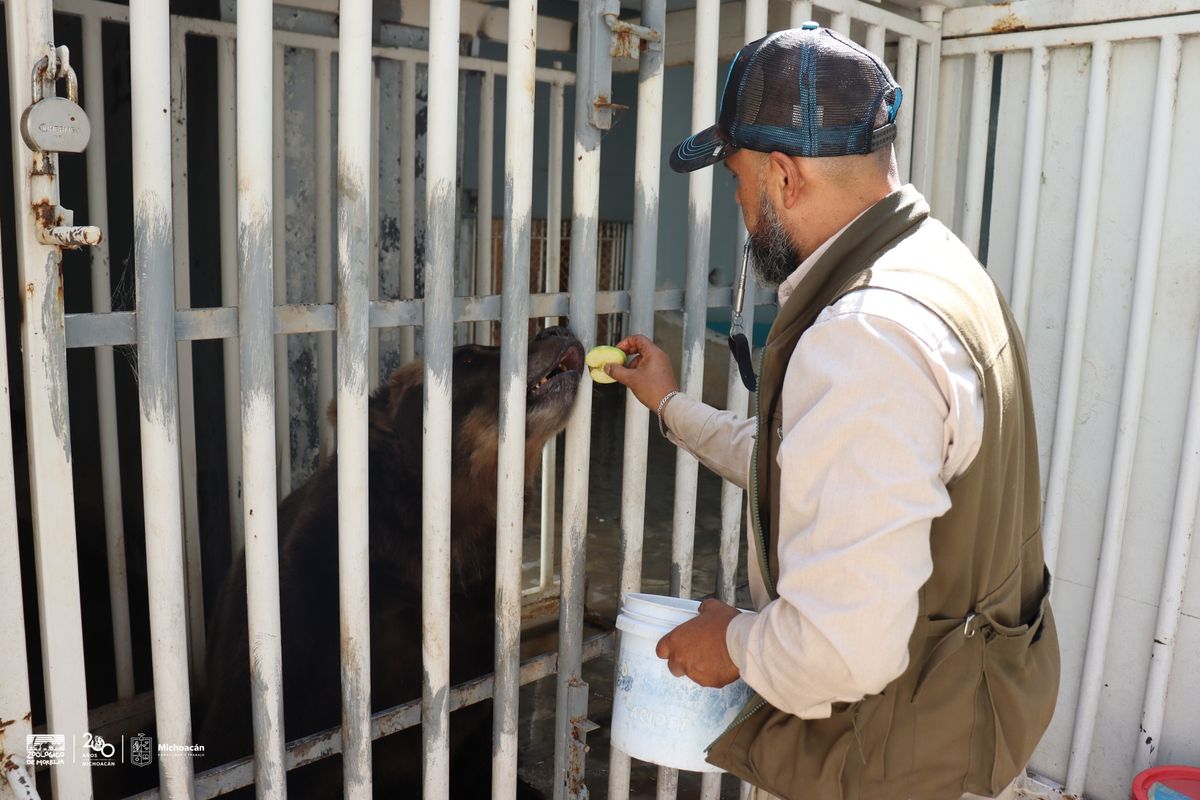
724, 609, 757, 673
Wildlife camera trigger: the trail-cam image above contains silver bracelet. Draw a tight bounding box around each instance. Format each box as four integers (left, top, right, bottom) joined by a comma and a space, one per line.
656, 390, 681, 438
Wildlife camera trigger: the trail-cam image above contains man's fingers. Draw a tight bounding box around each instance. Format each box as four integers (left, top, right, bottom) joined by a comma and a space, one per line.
667, 659, 687, 678
605, 362, 632, 384
655, 633, 671, 660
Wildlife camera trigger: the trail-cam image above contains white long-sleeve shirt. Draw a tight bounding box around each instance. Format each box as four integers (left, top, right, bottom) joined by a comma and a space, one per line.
662, 229, 985, 720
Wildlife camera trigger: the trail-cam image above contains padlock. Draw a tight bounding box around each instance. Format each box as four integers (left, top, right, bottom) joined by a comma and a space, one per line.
20, 55, 91, 154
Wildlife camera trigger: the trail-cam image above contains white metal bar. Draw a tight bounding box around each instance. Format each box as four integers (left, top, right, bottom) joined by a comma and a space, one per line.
910, 5, 943, 194
960, 51, 993, 256
791, 0, 814, 28
218, 36, 244, 552
236, 0, 288, 792
273, 44, 292, 497
608, 2, 666, 797
494, 4, 538, 796
555, 1, 603, 796
369, 66, 381, 383
816, 0, 940, 42
336, 1, 375, 795
1040, 39, 1111, 584
0, 225, 33, 796
4, 5, 93, 794
940, 13, 1200, 55
424, 2, 461, 795
745, 0, 767, 40
1069, 33, 1181, 792
83, 11, 135, 700
895, 35, 917, 185
315, 50, 335, 459
170, 25, 208, 693
475, 71, 495, 346
866, 24, 886, 60
1009, 45, 1049, 334
398, 59, 417, 366
132, 0, 196, 794
700, 772, 721, 800
539, 76, 566, 595
1137, 166, 1200, 772
673, 0, 719, 603
656, 770, 679, 800
831, 11, 851, 36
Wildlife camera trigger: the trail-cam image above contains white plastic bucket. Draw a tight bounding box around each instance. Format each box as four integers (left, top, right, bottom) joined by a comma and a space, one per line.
610, 593, 755, 772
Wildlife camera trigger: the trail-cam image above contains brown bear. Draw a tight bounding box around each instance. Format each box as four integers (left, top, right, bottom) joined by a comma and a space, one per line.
199, 326, 584, 798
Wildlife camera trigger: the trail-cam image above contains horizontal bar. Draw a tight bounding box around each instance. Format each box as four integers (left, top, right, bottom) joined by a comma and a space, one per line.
126, 632, 614, 800
65, 288, 751, 348
52, 0, 576, 84
814, 0, 940, 43
941, 12, 1200, 55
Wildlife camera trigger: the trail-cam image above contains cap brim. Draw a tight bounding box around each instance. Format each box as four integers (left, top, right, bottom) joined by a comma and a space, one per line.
669, 126, 739, 173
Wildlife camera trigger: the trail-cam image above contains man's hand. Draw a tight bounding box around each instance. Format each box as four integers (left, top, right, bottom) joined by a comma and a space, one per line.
604, 334, 680, 411
655, 599, 741, 688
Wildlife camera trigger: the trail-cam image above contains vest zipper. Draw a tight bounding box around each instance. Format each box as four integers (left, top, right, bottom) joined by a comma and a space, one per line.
707, 349, 773, 753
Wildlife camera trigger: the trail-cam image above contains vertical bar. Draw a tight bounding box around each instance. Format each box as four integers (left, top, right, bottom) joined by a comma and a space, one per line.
607, 1, 665, 795
539, 76, 565, 595
0, 228, 33, 794
170, 25, 208, 691
1137, 65, 1200, 762
131, 0, 196, 795
369, 66, 381, 383
83, 12, 135, 700
494, 5, 538, 797
910, 5, 943, 194
4, 6, 93, 794
424, 3, 461, 796
673, 0, 719, 604
790, 0, 813, 27
315, 49, 335, 460
717, 0, 765, 620
960, 51, 993, 256
218, 36, 244, 552
831, 12, 851, 36
555, 1, 603, 796
1008, 45, 1049, 334
1069, 34, 1180, 791
273, 43, 292, 497
337, 1, 375, 795
475, 70, 495, 346
866, 24, 886, 60
895, 36, 917, 184
1040, 39, 1111, 585
398, 59, 418, 366
236, 0, 288, 792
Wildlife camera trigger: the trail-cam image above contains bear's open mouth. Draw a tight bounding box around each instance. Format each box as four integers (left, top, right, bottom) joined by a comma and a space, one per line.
528, 340, 584, 399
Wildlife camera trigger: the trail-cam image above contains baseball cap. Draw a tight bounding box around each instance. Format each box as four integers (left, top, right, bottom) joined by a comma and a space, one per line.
670, 23, 903, 173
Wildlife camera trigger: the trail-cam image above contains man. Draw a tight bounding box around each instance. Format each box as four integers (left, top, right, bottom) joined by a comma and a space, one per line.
605, 25, 1060, 800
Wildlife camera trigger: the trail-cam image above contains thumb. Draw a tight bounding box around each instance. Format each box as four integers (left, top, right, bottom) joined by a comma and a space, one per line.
604, 362, 635, 385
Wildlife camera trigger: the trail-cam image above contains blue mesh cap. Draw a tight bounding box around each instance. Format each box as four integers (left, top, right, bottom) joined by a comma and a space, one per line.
670, 25, 903, 172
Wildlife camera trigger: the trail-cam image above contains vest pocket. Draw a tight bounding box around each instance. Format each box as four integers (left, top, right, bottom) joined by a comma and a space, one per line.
976, 578, 1060, 793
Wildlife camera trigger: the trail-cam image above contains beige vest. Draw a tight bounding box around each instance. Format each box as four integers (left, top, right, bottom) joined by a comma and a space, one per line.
705, 186, 1060, 800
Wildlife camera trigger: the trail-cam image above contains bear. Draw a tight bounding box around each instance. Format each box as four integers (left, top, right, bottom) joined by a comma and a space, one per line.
198, 325, 584, 798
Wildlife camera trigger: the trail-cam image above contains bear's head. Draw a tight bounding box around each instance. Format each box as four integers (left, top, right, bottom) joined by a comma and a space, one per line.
364, 326, 584, 525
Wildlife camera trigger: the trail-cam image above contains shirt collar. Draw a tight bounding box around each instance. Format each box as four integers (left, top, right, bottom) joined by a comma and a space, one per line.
775, 208, 869, 307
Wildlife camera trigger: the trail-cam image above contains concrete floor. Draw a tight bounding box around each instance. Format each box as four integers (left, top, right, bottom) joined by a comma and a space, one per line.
516, 385, 752, 799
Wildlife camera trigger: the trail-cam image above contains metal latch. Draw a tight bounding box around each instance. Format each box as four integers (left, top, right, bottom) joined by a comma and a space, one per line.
21, 47, 102, 250
602, 7, 663, 61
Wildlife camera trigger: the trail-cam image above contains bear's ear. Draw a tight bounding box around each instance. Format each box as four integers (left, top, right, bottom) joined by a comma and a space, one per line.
385, 362, 425, 429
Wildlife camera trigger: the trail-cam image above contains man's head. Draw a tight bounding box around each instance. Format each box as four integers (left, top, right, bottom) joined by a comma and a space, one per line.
671, 25, 904, 286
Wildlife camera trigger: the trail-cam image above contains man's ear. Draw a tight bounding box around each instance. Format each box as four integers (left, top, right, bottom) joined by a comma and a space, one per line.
767, 151, 805, 210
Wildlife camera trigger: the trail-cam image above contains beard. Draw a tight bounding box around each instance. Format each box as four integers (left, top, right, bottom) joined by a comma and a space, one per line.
748, 187, 802, 288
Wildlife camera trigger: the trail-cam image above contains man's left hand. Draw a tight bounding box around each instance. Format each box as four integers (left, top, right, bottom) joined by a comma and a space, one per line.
655, 599, 741, 688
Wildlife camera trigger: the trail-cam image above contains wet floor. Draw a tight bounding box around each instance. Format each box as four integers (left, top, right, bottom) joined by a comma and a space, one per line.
516, 388, 752, 798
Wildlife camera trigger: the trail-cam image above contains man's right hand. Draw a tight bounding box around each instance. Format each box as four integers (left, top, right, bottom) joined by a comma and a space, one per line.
604, 334, 680, 412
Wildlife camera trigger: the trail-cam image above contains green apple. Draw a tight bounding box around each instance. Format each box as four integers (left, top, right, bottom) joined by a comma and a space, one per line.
586, 345, 626, 384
